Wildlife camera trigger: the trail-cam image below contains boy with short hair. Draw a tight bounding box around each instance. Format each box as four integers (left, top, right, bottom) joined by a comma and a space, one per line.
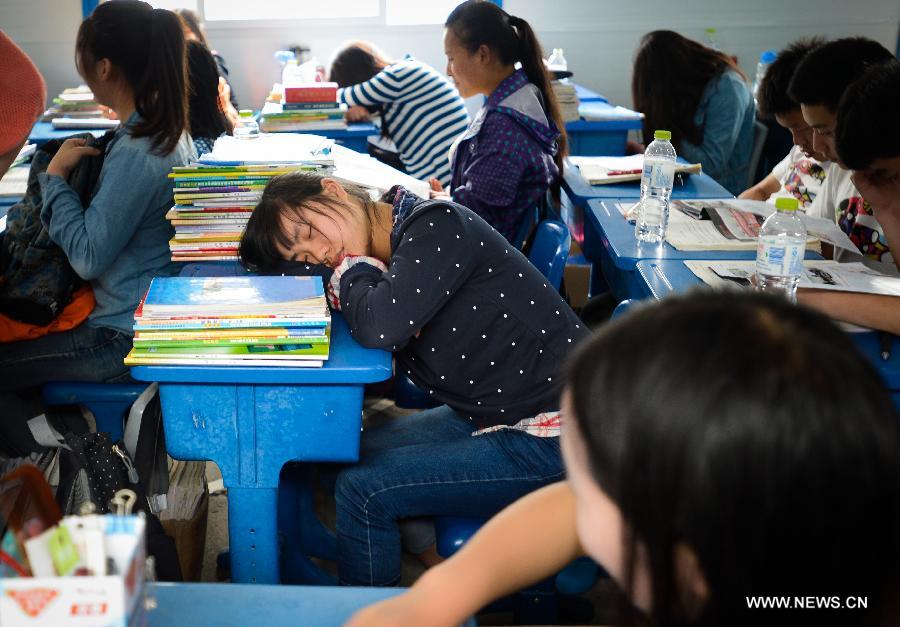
799, 60, 900, 334
788, 37, 896, 272
740, 38, 829, 215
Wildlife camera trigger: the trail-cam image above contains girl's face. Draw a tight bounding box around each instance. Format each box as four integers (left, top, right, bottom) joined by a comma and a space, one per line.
561, 389, 709, 618
443, 29, 484, 99
273, 179, 371, 267
560, 390, 653, 611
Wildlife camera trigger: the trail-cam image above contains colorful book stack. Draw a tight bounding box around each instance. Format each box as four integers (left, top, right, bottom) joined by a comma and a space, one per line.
259, 82, 348, 132
167, 162, 330, 261
125, 275, 331, 368
41, 86, 103, 120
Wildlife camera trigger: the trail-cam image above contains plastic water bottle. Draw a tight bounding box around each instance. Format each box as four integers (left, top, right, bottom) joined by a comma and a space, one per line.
635, 130, 677, 244
753, 50, 778, 102
704, 27, 720, 51
755, 197, 806, 301
547, 48, 568, 72
234, 110, 259, 140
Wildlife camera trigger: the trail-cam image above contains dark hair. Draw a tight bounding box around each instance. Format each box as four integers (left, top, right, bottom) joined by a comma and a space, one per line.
632, 30, 747, 149
788, 37, 894, 112
836, 60, 900, 170
329, 42, 393, 137
175, 8, 208, 48
757, 37, 826, 120
240, 172, 377, 272
76, 1, 187, 155
567, 292, 900, 627
186, 40, 232, 139
445, 0, 568, 173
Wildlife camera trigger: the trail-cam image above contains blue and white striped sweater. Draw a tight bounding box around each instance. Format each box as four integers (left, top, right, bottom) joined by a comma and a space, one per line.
337, 57, 469, 186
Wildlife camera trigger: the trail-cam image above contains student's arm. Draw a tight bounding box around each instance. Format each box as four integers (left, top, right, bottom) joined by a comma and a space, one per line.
797, 291, 900, 334
39, 140, 166, 280
738, 173, 780, 201
450, 114, 527, 223
680, 73, 751, 181
346, 482, 584, 627
338, 206, 474, 349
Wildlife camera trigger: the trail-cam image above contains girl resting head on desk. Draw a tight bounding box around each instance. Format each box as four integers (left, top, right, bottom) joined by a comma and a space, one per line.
347, 291, 900, 627
240, 172, 589, 586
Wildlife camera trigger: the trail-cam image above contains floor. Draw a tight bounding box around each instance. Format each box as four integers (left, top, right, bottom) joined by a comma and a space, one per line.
193, 395, 643, 626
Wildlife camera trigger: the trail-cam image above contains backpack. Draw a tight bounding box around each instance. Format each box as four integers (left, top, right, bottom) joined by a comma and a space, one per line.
26, 384, 183, 581
0, 131, 116, 325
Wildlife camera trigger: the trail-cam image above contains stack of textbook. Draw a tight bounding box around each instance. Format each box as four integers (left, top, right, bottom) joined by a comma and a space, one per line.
42, 86, 119, 129
259, 82, 347, 132
125, 275, 331, 368
167, 161, 330, 261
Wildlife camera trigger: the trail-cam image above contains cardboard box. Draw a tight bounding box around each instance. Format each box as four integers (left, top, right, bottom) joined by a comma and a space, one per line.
0, 516, 146, 627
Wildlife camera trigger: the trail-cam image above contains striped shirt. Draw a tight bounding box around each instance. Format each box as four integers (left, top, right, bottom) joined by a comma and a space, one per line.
337, 56, 469, 187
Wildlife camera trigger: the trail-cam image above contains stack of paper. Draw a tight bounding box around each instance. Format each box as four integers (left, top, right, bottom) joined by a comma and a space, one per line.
569, 155, 702, 185
125, 276, 331, 367
552, 81, 579, 122
41, 86, 103, 120
167, 160, 331, 262
578, 102, 645, 122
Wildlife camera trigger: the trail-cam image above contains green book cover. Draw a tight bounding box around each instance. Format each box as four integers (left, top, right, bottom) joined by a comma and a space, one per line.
131, 342, 329, 360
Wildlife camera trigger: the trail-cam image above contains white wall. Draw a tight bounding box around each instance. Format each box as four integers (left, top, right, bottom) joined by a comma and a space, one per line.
2, 0, 898, 111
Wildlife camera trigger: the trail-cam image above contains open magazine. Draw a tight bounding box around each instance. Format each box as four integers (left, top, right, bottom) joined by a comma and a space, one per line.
614, 198, 856, 253
570, 155, 702, 185
684, 260, 900, 298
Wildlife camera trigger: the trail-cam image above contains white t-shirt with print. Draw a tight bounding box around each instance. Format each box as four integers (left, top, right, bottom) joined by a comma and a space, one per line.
767, 146, 829, 218
816, 164, 897, 274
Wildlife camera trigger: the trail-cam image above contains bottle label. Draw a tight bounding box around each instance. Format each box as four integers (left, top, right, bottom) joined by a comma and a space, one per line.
756, 236, 805, 276
643, 160, 675, 189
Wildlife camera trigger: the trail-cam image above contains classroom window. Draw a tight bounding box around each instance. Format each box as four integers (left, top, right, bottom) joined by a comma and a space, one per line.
384, 0, 461, 25
203, 0, 379, 21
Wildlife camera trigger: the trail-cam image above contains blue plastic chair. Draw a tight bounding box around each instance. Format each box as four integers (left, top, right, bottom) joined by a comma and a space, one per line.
393, 220, 572, 409
41, 382, 150, 442
611, 298, 638, 319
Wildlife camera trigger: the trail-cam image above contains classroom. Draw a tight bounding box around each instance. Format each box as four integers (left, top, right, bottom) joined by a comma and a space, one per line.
0, 0, 899, 625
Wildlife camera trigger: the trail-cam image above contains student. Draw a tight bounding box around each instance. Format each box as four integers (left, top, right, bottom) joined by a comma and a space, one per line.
329, 42, 469, 185
428, 0, 567, 244
800, 60, 900, 334
0, 1, 194, 427
239, 172, 588, 586
175, 8, 239, 115
739, 38, 829, 215
788, 37, 896, 272
348, 292, 900, 627
0, 31, 46, 178
186, 40, 233, 155
631, 30, 755, 195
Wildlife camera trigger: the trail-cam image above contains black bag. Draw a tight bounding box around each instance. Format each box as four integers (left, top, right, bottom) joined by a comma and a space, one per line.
0, 130, 116, 325
27, 384, 183, 581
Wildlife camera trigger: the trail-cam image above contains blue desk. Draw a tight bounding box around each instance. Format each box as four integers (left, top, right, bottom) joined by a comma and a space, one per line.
581, 199, 822, 301
28, 121, 110, 146
147, 583, 480, 627
564, 104, 642, 156
131, 268, 392, 585
573, 83, 608, 103
633, 259, 900, 403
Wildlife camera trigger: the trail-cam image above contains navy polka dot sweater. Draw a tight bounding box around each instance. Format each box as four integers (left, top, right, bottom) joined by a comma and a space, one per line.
339, 188, 588, 430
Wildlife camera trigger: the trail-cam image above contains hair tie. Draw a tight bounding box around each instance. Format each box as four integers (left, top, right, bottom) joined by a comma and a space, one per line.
507, 14, 522, 29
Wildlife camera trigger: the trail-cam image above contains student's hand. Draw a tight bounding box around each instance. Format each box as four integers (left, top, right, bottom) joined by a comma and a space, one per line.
345, 105, 371, 123
218, 78, 241, 129
345, 590, 452, 627
428, 178, 450, 199
625, 140, 645, 155
738, 187, 767, 201
46, 137, 101, 178
853, 170, 900, 218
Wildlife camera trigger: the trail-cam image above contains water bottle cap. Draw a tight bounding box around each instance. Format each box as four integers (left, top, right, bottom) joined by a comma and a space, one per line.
774, 197, 799, 211
238, 110, 254, 118
653, 130, 672, 141
760, 50, 778, 64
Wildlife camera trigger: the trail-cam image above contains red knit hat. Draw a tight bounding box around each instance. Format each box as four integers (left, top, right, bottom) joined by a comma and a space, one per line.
0, 30, 47, 156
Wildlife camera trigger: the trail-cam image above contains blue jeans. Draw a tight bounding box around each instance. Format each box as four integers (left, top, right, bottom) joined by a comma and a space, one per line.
335, 405, 564, 586
0, 324, 133, 424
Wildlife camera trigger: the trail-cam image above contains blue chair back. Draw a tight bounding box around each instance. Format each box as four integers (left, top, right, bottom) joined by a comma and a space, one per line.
611, 299, 638, 319
512, 206, 540, 251
42, 382, 150, 441
527, 220, 571, 291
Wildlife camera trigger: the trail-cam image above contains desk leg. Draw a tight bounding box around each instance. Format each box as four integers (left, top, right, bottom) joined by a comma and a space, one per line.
227, 487, 279, 584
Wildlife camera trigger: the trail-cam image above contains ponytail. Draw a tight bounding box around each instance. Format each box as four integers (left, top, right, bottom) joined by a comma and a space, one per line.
445, 1, 568, 174
76, 1, 187, 156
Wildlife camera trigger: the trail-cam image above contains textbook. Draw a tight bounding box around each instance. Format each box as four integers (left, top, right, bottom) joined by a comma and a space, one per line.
127, 342, 329, 360
684, 260, 900, 298
569, 155, 701, 184
140, 276, 326, 317
124, 352, 324, 368
283, 82, 338, 104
